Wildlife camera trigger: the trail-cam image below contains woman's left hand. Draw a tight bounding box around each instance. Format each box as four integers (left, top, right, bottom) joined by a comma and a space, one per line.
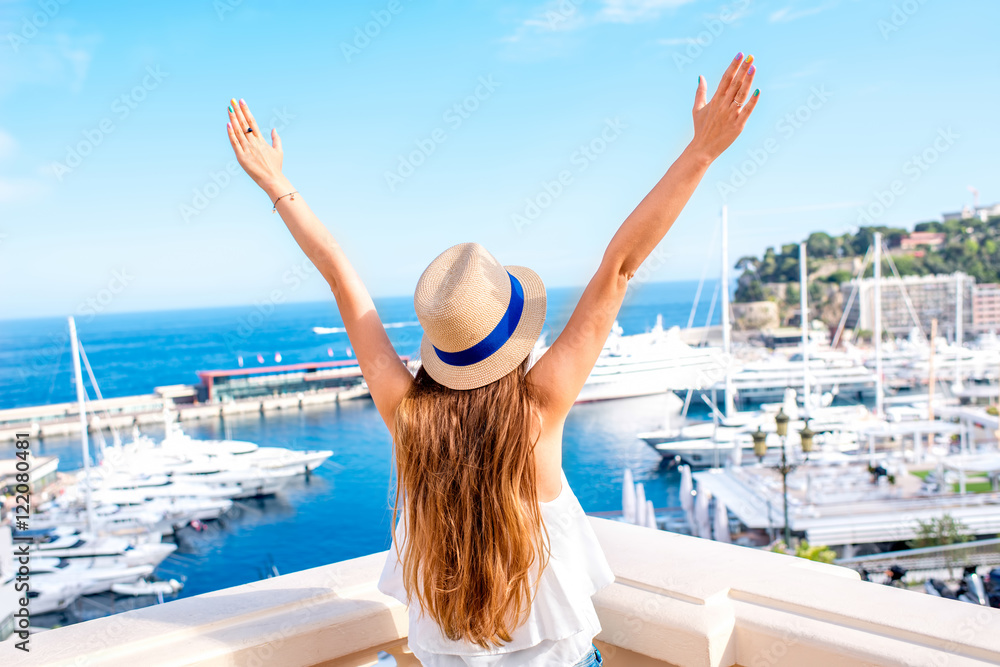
226, 98, 284, 190
689, 53, 759, 163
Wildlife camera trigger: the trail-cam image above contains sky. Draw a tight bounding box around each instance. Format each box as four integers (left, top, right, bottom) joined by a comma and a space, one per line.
1, 0, 997, 319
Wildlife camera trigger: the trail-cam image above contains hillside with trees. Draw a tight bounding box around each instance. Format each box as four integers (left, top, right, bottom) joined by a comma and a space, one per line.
734, 215, 1000, 326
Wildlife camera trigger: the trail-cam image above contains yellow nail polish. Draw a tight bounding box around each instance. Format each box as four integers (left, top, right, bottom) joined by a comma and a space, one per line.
745, 54, 754, 65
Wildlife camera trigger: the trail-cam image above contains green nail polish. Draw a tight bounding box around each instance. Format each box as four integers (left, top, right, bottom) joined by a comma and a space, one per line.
228, 105, 234, 113
753, 88, 760, 97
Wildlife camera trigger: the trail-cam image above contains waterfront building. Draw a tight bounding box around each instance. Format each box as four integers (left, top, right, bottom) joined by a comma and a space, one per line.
899, 231, 946, 251
842, 271, 976, 339
196, 360, 370, 403
942, 202, 1000, 223
0, 455, 58, 497
973, 283, 1000, 333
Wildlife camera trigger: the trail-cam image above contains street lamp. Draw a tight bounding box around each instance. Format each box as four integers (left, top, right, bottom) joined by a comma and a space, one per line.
774, 407, 797, 546
775, 407, 790, 437
799, 420, 815, 461
752, 427, 768, 463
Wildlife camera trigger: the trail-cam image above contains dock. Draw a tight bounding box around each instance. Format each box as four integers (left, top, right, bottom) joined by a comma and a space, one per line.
0, 357, 407, 443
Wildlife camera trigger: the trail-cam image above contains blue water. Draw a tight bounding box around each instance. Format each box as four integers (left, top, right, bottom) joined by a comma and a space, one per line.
0, 280, 719, 620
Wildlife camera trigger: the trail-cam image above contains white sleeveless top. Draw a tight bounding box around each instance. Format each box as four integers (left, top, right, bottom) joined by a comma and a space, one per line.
377, 469, 615, 666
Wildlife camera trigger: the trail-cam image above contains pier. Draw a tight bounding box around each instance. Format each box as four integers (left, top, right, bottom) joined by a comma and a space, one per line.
0, 357, 408, 443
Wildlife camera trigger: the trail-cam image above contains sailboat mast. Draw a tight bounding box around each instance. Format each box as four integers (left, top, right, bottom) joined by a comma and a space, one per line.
68, 316, 96, 534
873, 233, 884, 419
799, 241, 810, 416
721, 206, 734, 419
954, 272, 964, 392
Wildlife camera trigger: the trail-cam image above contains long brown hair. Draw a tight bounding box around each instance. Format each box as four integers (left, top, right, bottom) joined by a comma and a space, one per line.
390, 356, 550, 648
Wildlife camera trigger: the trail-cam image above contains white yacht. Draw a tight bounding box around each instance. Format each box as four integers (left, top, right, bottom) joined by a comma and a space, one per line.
26, 579, 85, 616
33, 497, 232, 535
25, 530, 176, 569
639, 387, 874, 467
111, 578, 183, 597
536, 316, 728, 403
108, 423, 333, 478
692, 356, 878, 407
31, 562, 155, 596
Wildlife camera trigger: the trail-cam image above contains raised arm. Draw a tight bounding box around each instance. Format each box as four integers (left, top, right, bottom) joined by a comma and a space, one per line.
529, 54, 759, 421
225, 98, 413, 429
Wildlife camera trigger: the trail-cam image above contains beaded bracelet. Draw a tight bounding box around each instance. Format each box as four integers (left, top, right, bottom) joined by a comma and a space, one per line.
272, 191, 298, 213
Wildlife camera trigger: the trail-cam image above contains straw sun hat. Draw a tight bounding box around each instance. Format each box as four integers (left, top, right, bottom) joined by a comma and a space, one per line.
415, 243, 546, 390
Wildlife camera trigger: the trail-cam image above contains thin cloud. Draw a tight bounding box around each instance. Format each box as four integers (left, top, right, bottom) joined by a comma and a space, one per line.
656, 1, 753, 51
597, 0, 698, 24
733, 201, 866, 216
0, 176, 47, 204
0, 128, 45, 203
503, 0, 697, 44
0, 27, 99, 95
0, 129, 15, 162
767, 59, 830, 89
769, 1, 839, 23
658, 37, 701, 45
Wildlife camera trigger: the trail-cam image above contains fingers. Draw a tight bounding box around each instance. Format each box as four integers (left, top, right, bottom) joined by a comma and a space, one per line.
271, 127, 282, 152
732, 61, 757, 106
715, 51, 745, 99
738, 88, 761, 124
230, 97, 254, 145
693, 75, 707, 112
725, 54, 754, 101
228, 100, 250, 151
240, 98, 262, 136
226, 121, 244, 156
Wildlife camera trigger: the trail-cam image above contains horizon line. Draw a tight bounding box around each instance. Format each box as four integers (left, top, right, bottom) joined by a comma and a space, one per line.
0, 277, 720, 324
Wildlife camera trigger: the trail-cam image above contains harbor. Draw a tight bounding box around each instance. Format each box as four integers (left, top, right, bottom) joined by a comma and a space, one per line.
0, 359, 384, 443
5, 228, 1000, 640
0, 287, 711, 638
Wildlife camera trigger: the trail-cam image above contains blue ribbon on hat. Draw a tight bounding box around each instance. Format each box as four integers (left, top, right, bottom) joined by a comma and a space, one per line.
432, 271, 524, 367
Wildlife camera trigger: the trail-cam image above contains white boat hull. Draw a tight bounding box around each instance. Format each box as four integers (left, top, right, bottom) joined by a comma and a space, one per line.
32, 565, 154, 596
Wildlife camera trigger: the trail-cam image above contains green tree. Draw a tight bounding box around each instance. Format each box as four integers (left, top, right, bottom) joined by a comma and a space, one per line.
735, 277, 765, 303
914, 221, 943, 233
909, 514, 973, 579
785, 283, 800, 305
769, 540, 836, 564
889, 253, 925, 277
760, 247, 778, 280
806, 232, 835, 258
909, 514, 972, 548
838, 233, 856, 256
825, 269, 853, 284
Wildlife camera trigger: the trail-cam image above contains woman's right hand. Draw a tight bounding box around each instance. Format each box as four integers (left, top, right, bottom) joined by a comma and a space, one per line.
689, 52, 759, 163
226, 97, 285, 192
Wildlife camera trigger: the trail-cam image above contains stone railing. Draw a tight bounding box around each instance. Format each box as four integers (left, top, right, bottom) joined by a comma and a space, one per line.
4, 518, 1000, 666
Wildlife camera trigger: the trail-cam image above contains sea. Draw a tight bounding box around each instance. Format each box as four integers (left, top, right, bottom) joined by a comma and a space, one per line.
0, 279, 721, 623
